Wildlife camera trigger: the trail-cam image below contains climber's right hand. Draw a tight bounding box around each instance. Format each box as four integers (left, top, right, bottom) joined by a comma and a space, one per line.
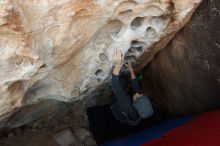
113, 48, 123, 65
113, 48, 123, 75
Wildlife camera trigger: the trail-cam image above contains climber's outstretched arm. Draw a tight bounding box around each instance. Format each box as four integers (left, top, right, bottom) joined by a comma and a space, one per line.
126, 61, 142, 94
112, 49, 130, 103
113, 48, 122, 76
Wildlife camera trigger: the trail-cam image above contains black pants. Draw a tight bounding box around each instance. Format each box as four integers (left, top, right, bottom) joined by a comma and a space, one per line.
87, 104, 172, 144
87, 104, 135, 144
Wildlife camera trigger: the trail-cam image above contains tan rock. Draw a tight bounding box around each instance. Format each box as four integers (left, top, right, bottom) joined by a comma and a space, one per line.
0, 0, 202, 128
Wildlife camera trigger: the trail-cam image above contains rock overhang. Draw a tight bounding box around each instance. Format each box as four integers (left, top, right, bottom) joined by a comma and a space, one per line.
0, 0, 202, 128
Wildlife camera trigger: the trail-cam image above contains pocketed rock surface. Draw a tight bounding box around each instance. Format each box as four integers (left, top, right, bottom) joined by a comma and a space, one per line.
0, 0, 201, 128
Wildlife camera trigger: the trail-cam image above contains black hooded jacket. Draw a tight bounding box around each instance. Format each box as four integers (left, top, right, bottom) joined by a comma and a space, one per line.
111, 74, 142, 126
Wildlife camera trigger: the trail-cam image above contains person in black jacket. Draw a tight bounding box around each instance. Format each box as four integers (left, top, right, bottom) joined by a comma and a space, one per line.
111, 48, 154, 126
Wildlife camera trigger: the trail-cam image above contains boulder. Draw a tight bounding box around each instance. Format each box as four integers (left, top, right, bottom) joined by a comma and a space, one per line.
0, 0, 201, 127
142, 0, 220, 115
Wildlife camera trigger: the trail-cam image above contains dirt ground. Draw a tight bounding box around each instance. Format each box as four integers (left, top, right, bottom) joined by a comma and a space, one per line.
0, 103, 97, 146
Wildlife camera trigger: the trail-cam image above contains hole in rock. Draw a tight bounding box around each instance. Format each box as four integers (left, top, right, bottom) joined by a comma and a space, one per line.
131, 46, 143, 52
131, 40, 147, 47
118, 0, 137, 8
130, 17, 145, 28
151, 16, 170, 29
107, 20, 124, 35
94, 20, 123, 47
144, 5, 164, 16
146, 27, 157, 39
99, 53, 107, 61
117, 0, 137, 18
124, 55, 136, 62
131, 40, 138, 46
40, 64, 47, 69
118, 9, 133, 19
95, 69, 105, 77
130, 40, 144, 52
123, 40, 146, 63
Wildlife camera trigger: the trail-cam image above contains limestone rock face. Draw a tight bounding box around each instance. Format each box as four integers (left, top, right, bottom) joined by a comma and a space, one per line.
0, 0, 201, 127
142, 0, 220, 115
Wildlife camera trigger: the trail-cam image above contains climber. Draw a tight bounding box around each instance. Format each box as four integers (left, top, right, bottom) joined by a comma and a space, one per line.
111, 48, 154, 126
